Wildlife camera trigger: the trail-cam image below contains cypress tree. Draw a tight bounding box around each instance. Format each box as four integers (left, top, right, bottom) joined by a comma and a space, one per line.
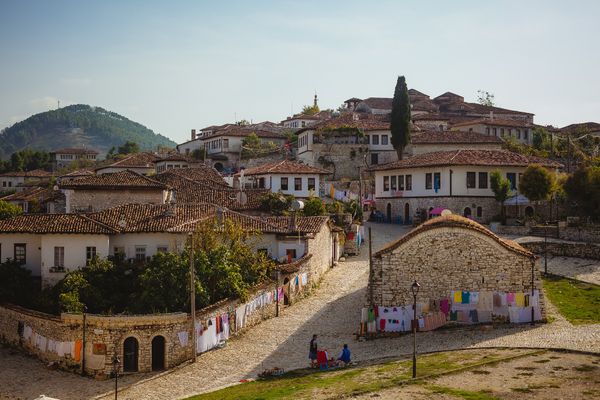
390, 76, 411, 160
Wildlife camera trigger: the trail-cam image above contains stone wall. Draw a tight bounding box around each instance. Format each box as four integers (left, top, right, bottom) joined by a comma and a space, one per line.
309, 143, 368, 180
375, 196, 500, 224
369, 226, 545, 317
0, 227, 336, 376
559, 226, 600, 244
241, 152, 286, 169
521, 241, 600, 260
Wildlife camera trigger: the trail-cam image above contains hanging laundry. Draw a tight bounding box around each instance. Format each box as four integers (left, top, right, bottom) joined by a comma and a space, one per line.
508, 306, 520, 323
453, 291, 462, 304
177, 331, 189, 347
461, 291, 470, 304
469, 309, 479, 323
73, 340, 82, 362
506, 292, 515, 306
440, 298, 450, 316
478, 291, 493, 312
515, 292, 525, 307
469, 292, 479, 305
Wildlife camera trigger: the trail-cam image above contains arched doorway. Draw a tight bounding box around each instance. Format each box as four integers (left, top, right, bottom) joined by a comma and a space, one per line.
213, 162, 224, 172
525, 206, 534, 217
404, 203, 410, 224
386, 203, 392, 222
476, 206, 483, 218
151, 336, 166, 371
123, 337, 139, 372
463, 207, 472, 218
282, 277, 290, 305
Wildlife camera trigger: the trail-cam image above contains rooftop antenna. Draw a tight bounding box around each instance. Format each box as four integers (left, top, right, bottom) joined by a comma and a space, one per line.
57, 100, 60, 109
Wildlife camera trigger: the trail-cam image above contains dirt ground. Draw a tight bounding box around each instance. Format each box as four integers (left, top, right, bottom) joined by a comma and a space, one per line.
353, 350, 600, 400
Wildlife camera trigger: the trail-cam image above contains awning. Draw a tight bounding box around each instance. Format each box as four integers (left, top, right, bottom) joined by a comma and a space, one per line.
429, 207, 447, 216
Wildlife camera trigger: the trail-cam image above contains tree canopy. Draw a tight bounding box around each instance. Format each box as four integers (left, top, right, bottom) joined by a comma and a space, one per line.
301, 104, 320, 116
477, 90, 495, 106
0, 200, 23, 220
564, 166, 600, 219
490, 170, 511, 223
519, 165, 555, 202
390, 76, 411, 160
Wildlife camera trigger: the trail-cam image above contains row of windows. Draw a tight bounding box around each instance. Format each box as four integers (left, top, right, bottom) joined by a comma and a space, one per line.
299, 134, 309, 148
383, 174, 413, 191
1, 181, 13, 187
279, 177, 316, 191
205, 138, 229, 150
0, 244, 96, 266
114, 245, 169, 261
484, 127, 529, 140
368, 134, 389, 145
59, 154, 96, 160
466, 172, 489, 189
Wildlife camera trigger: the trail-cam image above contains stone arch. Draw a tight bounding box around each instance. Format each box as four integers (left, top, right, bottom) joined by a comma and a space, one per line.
476, 206, 483, 218
525, 206, 534, 217
151, 335, 166, 371
463, 207, 472, 218
123, 336, 139, 372
213, 162, 224, 172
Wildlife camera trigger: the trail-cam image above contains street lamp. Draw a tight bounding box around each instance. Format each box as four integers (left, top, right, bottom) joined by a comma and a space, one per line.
81, 304, 88, 376
411, 280, 420, 379
112, 354, 120, 400
544, 221, 548, 275
188, 232, 197, 363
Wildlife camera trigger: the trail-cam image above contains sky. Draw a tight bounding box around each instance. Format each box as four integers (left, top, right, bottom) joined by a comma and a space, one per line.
0, 0, 599, 143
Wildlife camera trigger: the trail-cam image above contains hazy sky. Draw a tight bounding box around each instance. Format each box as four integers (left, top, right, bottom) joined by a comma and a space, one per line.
1, 0, 598, 143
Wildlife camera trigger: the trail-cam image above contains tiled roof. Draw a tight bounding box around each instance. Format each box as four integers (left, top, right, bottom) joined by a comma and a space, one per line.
0, 169, 52, 178
462, 103, 534, 116
412, 114, 450, 121
166, 166, 227, 187
411, 131, 503, 144
60, 170, 168, 190
374, 214, 533, 258
239, 160, 331, 176
262, 215, 329, 234
97, 152, 161, 170
451, 118, 532, 129
0, 187, 63, 203
561, 122, 600, 134
369, 149, 562, 171
59, 169, 95, 178
51, 148, 98, 155
202, 127, 287, 140
0, 214, 116, 234
362, 97, 393, 110
275, 253, 313, 274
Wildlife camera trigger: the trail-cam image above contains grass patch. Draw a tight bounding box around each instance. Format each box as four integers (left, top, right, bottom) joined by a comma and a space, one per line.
543, 275, 600, 325
186, 350, 531, 400
427, 385, 499, 400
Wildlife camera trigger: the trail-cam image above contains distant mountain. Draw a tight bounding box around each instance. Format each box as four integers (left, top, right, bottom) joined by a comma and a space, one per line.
0, 104, 176, 159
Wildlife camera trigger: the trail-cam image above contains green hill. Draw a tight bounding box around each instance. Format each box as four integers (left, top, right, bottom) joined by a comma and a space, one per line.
0, 104, 176, 159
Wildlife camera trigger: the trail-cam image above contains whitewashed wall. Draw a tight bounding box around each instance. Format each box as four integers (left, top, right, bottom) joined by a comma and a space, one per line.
0, 234, 42, 276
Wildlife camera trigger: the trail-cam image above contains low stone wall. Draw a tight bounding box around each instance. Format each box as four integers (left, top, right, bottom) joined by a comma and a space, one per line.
521, 241, 600, 260
558, 226, 600, 244
493, 225, 530, 236
0, 246, 326, 377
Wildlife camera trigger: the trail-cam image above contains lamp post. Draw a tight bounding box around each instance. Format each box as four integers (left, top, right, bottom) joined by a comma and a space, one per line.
544, 221, 548, 275
411, 280, 420, 379
81, 305, 87, 376
112, 354, 120, 400
189, 232, 197, 363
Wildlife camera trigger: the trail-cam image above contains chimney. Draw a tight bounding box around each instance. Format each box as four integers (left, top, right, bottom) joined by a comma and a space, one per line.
191, 129, 197, 140
489, 111, 494, 121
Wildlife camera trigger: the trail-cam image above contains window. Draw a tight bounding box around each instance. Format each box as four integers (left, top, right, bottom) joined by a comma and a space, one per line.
383, 176, 390, 191
523, 130, 529, 140
54, 246, 64, 267
433, 173, 441, 191
14, 243, 26, 265
258, 177, 265, 189
370, 153, 379, 165
398, 175, 405, 190
500, 128, 505, 137
157, 245, 168, 254
476, 206, 483, 218
294, 177, 302, 191
466, 172, 476, 188
135, 246, 146, 262
406, 175, 412, 191
507, 129, 512, 137
114, 246, 125, 256
492, 128, 497, 136
486, 127, 490, 135
86, 246, 96, 266
372, 135, 379, 145
286, 248, 297, 263
506, 173, 517, 190
390, 176, 397, 191
478, 172, 488, 189
280, 177, 288, 191
381, 135, 389, 145
425, 173, 432, 190
516, 129, 521, 139
223, 139, 229, 149
308, 177, 316, 191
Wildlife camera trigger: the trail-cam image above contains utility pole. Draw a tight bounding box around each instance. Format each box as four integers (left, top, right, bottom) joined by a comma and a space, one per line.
189, 233, 197, 362
81, 305, 87, 376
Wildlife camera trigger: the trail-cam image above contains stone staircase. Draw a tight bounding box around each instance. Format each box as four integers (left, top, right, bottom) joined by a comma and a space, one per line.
529, 224, 559, 238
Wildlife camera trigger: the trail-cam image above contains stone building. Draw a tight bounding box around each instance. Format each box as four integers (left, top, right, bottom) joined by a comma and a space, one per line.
365, 215, 545, 331
408, 130, 503, 156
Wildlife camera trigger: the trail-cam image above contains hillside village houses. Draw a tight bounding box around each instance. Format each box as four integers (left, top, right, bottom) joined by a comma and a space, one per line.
50, 147, 98, 171
0, 169, 52, 191
0, 203, 340, 287
370, 149, 562, 224
237, 159, 331, 198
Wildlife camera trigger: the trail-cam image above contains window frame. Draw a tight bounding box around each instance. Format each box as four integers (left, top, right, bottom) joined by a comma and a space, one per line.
54, 246, 64, 267
478, 172, 488, 189
425, 173, 432, 190
383, 176, 390, 191
466, 172, 476, 188
135, 245, 146, 262
86, 246, 96, 266
14, 243, 26, 265
294, 177, 302, 191
406, 174, 412, 191
307, 177, 316, 191
280, 177, 288, 191
381, 135, 389, 145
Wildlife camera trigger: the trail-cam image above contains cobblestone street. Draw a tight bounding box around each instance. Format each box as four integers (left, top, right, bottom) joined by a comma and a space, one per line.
1, 223, 599, 400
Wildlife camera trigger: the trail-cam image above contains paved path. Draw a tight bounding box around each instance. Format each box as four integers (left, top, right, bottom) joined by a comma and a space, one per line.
1, 222, 598, 400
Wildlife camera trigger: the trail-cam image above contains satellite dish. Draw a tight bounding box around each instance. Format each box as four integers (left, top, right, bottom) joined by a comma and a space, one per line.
291, 200, 304, 211
236, 191, 248, 205
441, 209, 452, 216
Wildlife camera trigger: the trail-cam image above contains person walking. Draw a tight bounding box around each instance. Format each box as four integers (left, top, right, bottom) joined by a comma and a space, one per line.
309, 334, 318, 368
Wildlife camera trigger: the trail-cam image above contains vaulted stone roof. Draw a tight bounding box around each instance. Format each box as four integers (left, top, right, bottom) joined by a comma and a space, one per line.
97, 152, 160, 169
369, 149, 562, 171
374, 214, 534, 259
451, 118, 533, 129
411, 131, 503, 144
60, 170, 168, 190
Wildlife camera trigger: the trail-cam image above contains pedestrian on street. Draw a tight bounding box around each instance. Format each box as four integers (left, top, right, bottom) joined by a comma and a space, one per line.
309, 334, 318, 368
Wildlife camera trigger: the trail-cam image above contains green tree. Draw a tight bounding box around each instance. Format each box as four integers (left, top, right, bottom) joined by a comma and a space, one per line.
477, 90, 495, 106
302, 196, 327, 216
259, 192, 294, 215
564, 166, 600, 219
301, 104, 320, 115
117, 140, 140, 155
390, 76, 411, 160
490, 170, 512, 223
191, 148, 206, 161
0, 200, 23, 220
519, 165, 555, 201
0, 261, 35, 306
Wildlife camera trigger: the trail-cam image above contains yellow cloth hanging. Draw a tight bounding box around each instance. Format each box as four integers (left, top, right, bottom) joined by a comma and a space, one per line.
453, 291, 462, 304
73, 339, 82, 362
515, 292, 525, 307
329, 184, 334, 198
